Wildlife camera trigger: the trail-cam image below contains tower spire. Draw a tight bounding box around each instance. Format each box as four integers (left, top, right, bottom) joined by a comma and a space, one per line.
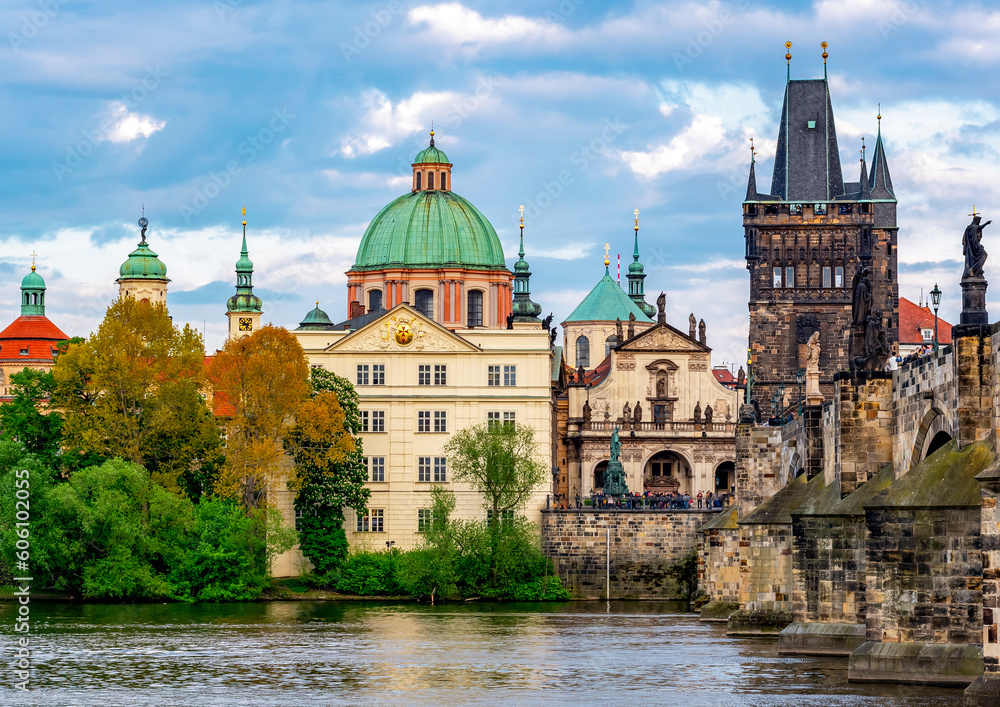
822, 41, 828, 80
626, 209, 655, 318
869, 107, 895, 199
785, 41, 792, 82
511, 204, 541, 323
227, 205, 263, 337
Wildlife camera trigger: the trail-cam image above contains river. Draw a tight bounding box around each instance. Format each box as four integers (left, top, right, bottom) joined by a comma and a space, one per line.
2, 601, 965, 706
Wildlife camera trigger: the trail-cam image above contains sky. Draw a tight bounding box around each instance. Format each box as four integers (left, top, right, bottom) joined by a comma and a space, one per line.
1, 0, 998, 370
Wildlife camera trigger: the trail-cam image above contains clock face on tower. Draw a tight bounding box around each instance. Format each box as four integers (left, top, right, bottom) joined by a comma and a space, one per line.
239, 317, 253, 332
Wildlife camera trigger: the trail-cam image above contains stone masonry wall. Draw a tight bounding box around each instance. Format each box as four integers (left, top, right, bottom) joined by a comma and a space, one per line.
892, 349, 956, 474
541, 510, 716, 600
956, 330, 996, 450
834, 375, 893, 496
701, 526, 740, 603
791, 515, 866, 624
736, 424, 783, 518
981, 477, 1000, 673
864, 507, 982, 644
738, 522, 793, 611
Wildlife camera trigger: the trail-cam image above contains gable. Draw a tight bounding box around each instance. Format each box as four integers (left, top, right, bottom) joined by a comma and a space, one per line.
325, 305, 481, 353
618, 322, 709, 353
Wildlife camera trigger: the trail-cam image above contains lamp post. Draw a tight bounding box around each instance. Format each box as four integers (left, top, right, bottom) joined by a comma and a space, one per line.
796, 369, 805, 417
778, 383, 786, 421
931, 283, 942, 353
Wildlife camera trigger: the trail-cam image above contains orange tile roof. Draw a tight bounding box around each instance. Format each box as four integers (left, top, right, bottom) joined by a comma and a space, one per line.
898, 297, 952, 345
713, 368, 736, 384
0, 316, 70, 364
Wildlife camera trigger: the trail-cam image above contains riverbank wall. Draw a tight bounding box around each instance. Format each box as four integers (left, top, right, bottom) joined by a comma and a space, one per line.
541, 509, 716, 600
697, 323, 1000, 702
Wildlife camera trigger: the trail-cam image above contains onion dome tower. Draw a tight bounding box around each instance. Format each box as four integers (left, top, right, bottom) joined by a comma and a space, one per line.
296, 302, 337, 331
226, 207, 264, 339
511, 205, 542, 323
117, 215, 169, 304
344, 129, 513, 328
626, 209, 656, 319
0, 255, 69, 396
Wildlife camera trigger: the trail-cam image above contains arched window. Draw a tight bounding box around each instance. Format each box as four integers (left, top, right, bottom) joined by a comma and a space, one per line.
467, 290, 483, 327
428, 172, 434, 189
414, 289, 434, 319
575, 335, 590, 368
416, 172, 422, 190
441, 171, 447, 190
32, 293, 37, 305
23, 294, 28, 305
368, 289, 383, 313
605, 335, 617, 358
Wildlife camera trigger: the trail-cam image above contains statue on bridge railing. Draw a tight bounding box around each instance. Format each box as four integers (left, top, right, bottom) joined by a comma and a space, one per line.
604, 428, 629, 496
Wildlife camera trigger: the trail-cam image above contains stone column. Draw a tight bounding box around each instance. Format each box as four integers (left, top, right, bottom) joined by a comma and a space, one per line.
833, 373, 893, 496
952, 325, 995, 450
967, 466, 1000, 703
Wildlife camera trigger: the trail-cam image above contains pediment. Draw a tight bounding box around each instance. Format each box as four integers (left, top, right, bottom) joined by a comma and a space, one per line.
326, 305, 481, 353
619, 322, 709, 353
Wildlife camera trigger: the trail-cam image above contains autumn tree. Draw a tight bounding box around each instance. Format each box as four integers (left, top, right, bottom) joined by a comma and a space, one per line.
208, 325, 310, 509
52, 298, 222, 491
285, 389, 369, 575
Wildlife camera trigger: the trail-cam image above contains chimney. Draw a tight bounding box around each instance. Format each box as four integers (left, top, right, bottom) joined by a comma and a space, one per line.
349, 300, 366, 319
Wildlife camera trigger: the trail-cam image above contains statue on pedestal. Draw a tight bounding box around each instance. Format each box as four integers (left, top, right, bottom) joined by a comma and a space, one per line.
622, 400, 631, 421
615, 317, 624, 343
805, 331, 824, 404
604, 428, 629, 496
704, 404, 713, 424
633, 401, 642, 424
627, 312, 636, 340
961, 210, 992, 325
963, 214, 991, 278
693, 401, 702, 423
582, 399, 592, 424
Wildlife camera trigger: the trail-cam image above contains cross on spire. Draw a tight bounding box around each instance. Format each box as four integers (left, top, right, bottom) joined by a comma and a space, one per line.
30, 250, 37, 271
634, 208, 639, 231
519, 204, 524, 228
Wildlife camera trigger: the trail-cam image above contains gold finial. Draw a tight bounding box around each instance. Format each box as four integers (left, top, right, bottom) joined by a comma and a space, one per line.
749, 137, 757, 162
860, 137, 866, 162
821, 41, 828, 61
971, 205, 979, 218
604, 242, 611, 267
785, 40, 792, 63
634, 208, 639, 232
242, 203, 247, 226
519, 204, 524, 228
877, 103, 881, 122
30, 250, 37, 271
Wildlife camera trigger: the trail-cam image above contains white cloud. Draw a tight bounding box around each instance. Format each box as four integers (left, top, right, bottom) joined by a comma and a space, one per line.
621, 116, 726, 179
340, 89, 460, 157
104, 101, 165, 144
408, 3, 566, 48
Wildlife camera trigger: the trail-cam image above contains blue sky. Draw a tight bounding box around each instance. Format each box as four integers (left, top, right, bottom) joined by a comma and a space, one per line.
1, 0, 997, 368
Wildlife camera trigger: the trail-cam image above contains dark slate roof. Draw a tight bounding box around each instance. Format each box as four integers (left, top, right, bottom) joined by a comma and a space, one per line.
869, 126, 895, 200
331, 308, 388, 332
769, 79, 845, 201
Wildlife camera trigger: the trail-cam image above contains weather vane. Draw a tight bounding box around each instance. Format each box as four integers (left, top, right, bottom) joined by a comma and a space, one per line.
138, 213, 149, 244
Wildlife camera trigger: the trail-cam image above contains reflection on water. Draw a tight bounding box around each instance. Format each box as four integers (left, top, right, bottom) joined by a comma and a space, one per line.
0, 601, 964, 706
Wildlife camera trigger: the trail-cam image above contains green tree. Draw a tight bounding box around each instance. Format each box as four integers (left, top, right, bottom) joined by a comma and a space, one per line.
442, 422, 547, 525
0, 440, 60, 587
52, 298, 221, 493
0, 370, 63, 466
397, 486, 458, 602
285, 390, 369, 575
310, 368, 361, 432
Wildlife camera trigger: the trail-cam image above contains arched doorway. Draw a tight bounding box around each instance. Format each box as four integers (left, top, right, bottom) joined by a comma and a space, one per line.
926, 430, 953, 457
593, 460, 608, 490
643, 451, 688, 492
715, 461, 735, 494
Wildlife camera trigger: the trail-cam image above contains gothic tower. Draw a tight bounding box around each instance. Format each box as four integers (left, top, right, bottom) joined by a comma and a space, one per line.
226, 207, 263, 339
744, 46, 898, 410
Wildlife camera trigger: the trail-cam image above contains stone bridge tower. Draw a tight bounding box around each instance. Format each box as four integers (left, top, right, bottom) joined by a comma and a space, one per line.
744, 48, 898, 408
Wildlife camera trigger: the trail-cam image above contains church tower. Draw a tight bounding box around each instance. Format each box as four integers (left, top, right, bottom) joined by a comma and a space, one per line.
117, 216, 169, 304
226, 207, 263, 339
626, 209, 656, 319
744, 43, 898, 409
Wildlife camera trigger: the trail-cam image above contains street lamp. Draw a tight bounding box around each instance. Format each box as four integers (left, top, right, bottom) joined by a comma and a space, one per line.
796, 369, 805, 416
930, 283, 942, 353
778, 383, 786, 421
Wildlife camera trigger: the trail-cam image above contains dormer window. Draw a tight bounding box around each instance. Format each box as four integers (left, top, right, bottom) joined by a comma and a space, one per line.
921, 329, 933, 342
19, 347, 28, 356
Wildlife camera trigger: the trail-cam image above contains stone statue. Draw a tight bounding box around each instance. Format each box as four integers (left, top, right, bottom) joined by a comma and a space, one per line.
689, 313, 697, 339
577, 364, 585, 382
853, 310, 892, 373
604, 428, 629, 496
582, 399, 592, 423
610, 427, 621, 461
963, 214, 992, 278
603, 402, 610, 421
622, 400, 631, 421
615, 317, 624, 343
549, 328, 557, 347
506, 312, 514, 329
698, 319, 706, 346
541, 313, 553, 330
627, 312, 636, 340
737, 366, 746, 385
851, 266, 872, 327
657, 292, 667, 324
633, 401, 642, 424
656, 377, 666, 397
806, 331, 820, 374
694, 401, 702, 423
704, 404, 713, 424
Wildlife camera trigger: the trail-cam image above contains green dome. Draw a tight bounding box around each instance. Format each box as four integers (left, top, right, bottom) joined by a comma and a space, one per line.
227, 293, 262, 313
297, 304, 335, 331
351, 190, 507, 272
414, 144, 450, 164
119, 242, 168, 280
21, 268, 45, 289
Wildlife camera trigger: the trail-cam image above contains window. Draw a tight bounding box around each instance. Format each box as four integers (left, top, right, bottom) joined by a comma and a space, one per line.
294, 509, 303, 531
503, 365, 516, 387
835, 266, 844, 288
434, 457, 447, 482
357, 365, 369, 386
605, 335, 617, 358
365, 456, 385, 482
418, 456, 447, 482
487, 365, 501, 386
418, 457, 431, 482
357, 509, 384, 532
418, 364, 431, 386
839, 204, 853, 215
440, 171, 447, 190
467, 290, 483, 327
785, 266, 795, 288
417, 365, 447, 388
361, 410, 385, 433
368, 290, 383, 313
416, 172, 422, 189
822, 266, 832, 288
418, 509, 433, 532
790, 203, 802, 215
418, 410, 430, 432
488, 411, 516, 428
372, 364, 385, 386
922, 329, 933, 342
19, 347, 28, 356
415, 289, 434, 319
576, 335, 590, 368
814, 203, 827, 215
428, 171, 434, 189
486, 509, 515, 526
434, 410, 447, 432
435, 364, 447, 386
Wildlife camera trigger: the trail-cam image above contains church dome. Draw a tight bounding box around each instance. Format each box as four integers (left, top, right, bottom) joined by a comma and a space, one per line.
297, 303, 335, 330
119, 242, 168, 280
351, 190, 507, 272
413, 143, 450, 164
21, 268, 45, 290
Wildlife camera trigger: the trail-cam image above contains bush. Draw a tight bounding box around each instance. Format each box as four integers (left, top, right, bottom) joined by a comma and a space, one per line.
334, 551, 401, 595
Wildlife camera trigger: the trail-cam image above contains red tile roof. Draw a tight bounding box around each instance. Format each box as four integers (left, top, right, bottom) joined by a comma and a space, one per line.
899, 297, 952, 345
713, 367, 736, 385
0, 316, 69, 364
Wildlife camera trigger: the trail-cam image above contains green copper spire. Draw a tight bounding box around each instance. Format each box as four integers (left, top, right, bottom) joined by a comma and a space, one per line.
227, 207, 263, 314
20, 253, 45, 316
511, 205, 541, 323
626, 209, 655, 318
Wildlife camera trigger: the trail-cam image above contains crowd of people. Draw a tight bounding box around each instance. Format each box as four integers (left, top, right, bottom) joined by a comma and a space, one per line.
885, 345, 935, 371
550, 490, 730, 511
